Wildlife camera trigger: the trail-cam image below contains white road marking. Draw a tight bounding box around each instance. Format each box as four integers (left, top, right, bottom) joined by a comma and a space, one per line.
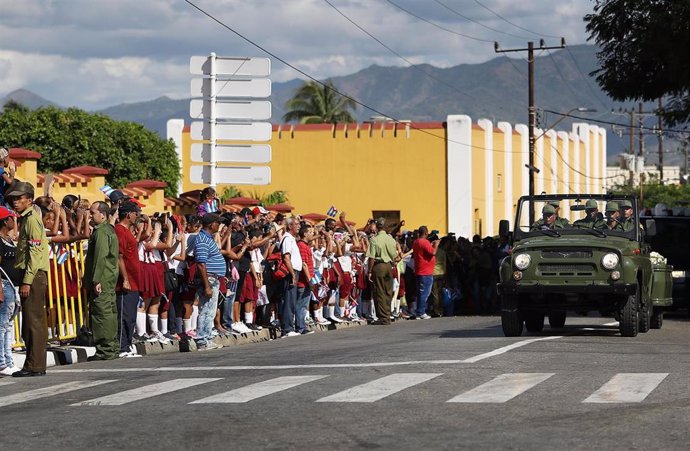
0, 380, 115, 407
191, 375, 327, 404
74, 378, 220, 406
447, 373, 554, 403
460, 336, 562, 363
317, 373, 442, 403
0, 381, 15, 387
583, 373, 668, 403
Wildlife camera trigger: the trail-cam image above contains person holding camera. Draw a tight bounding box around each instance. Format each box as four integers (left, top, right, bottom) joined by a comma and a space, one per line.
412, 226, 440, 320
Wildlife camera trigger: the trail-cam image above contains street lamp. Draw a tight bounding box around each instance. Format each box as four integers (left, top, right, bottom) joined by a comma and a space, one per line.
527, 107, 597, 224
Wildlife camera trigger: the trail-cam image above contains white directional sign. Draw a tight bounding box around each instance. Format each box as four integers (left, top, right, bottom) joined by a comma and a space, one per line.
190, 56, 271, 77
190, 78, 271, 98
190, 100, 271, 120
191, 144, 271, 164
190, 121, 272, 142
190, 165, 271, 185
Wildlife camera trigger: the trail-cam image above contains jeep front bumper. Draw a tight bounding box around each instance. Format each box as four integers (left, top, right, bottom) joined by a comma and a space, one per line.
497, 282, 637, 296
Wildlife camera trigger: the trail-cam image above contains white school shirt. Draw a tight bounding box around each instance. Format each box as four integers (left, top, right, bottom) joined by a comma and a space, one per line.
280, 232, 302, 271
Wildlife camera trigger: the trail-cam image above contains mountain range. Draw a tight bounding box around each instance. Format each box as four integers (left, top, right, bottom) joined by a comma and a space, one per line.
0, 45, 677, 164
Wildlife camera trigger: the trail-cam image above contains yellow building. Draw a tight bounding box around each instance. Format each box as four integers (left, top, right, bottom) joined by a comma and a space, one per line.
169, 115, 607, 237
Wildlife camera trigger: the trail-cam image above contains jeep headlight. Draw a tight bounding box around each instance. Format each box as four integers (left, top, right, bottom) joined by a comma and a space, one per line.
601, 253, 619, 270
514, 254, 531, 270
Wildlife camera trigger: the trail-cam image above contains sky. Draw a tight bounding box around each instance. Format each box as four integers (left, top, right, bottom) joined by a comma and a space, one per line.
0, 0, 597, 110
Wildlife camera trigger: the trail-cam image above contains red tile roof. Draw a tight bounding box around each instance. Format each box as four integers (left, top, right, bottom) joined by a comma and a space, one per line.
63, 166, 109, 176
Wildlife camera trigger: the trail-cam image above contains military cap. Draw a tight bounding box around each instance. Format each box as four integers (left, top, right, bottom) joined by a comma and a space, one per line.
585, 199, 598, 209
5, 181, 35, 198
542, 204, 556, 215
605, 201, 619, 212
619, 200, 633, 209
548, 201, 560, 208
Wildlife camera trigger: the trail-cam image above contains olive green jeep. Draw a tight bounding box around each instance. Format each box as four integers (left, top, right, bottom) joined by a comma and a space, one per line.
497, 194, 672, 337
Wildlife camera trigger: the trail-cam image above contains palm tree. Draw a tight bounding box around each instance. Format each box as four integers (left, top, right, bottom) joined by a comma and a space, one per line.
282, 79, 357, 124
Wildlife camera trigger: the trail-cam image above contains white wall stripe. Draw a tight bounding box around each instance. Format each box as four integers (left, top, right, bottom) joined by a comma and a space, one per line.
191, 375, 327, 404
447, 373, 554, 403
74, 378, 220, 406
317, 373, 442, 403
545, 130, 558, 195
583, 373, 668, 403
497, 122, 513, 223
0, 380, 116, 407
446, 115, 473, 237
478, 119, 494, 236
515, 124, 529, 198
535, 127, 544, 195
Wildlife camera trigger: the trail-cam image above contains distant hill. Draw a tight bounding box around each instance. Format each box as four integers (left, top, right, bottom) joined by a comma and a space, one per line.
1, 45, 677, 164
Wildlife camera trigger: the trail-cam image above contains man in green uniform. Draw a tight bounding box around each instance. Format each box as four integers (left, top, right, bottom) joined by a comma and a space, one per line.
619, 200, 636, 232
531, 204, 566, 230
84, 201, 120, 360
366, 218, 398, 325
573, 199, 606, 228
549, 200, 570, 227
7, 182, 49, 377
604, 201, 623, 230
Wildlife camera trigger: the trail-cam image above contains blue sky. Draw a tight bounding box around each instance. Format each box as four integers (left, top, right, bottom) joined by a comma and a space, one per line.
0, 0, 595, 110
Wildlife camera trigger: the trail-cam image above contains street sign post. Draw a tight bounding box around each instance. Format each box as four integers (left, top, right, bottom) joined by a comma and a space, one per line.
190, 165, 271, 185
191, 144, 271, 164
190, 53, 272, 186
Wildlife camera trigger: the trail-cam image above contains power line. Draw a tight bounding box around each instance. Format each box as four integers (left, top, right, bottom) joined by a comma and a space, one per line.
383, 0, 494, 43
431, 0, 531, 40
473, 0, 561, 39
564, 47, 610, 110
322, 0, 476, 100
544, 109, 690, 134
545, 49, 580, 101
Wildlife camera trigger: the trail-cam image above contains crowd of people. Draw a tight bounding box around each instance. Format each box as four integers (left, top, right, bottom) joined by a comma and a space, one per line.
0, 176, 510, 377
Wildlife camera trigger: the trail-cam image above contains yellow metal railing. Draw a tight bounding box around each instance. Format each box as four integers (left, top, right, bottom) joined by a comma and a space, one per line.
12, 240, 88, 348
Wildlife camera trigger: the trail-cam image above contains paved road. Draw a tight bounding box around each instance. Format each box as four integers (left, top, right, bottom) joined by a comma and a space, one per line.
3, 315, 689, 450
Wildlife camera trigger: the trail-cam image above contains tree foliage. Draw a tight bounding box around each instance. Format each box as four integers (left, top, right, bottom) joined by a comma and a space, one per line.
584, 0, 690, 126
282, 79, 356, 124
609, 181, 690, 209
0, 105, 180, 197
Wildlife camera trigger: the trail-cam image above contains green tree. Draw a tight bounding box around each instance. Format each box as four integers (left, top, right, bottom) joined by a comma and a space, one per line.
282, 79, 356, 124
585, 1, 690, 125
609, 181, 690, 209
0, 105, 180, 197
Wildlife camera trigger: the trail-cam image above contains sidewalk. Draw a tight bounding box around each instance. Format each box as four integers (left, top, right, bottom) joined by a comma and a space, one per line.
10, 319, 368, 367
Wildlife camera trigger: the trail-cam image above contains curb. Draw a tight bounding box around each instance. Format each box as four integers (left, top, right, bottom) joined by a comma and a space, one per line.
10, 319, 368, 367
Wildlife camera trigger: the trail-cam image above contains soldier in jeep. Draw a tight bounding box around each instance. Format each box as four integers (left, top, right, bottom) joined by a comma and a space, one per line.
600, 201, 624, 231
549, 200, 570, 228
530, 204, 568, 230
573, 199, 606, 228
619, 200, 636, 232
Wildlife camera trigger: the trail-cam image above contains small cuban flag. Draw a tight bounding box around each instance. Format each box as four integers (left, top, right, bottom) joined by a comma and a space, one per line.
56, 246, 69, 265
326, 205, 338, 217
310, 270, 322, 286
99, 185, 115, 197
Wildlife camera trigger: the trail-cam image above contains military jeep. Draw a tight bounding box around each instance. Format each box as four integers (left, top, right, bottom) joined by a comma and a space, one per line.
496, 194, 672, 337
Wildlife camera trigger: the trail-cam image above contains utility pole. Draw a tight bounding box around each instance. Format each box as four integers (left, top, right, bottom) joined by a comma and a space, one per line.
657, 98, 664, 183
495, 38, 565, 225
612, 105, 656, 186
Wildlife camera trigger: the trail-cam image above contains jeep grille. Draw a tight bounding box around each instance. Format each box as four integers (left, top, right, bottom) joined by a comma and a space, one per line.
541, 250, 593, 259
538, 263, 596, 276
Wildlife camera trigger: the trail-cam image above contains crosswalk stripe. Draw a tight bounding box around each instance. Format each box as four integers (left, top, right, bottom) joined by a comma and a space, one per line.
317, 373, 442, 403
74, 378, 221, 406
191, 375, 328, 404
447, 373, 554, 403
0, 381, 15, 387
583, 373, 668, 403
0, 380, 116, 407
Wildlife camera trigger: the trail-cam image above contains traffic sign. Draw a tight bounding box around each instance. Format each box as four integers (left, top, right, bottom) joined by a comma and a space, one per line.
190, 56, 270, 77
190, 165, 271, 185
190, 100, 271, 120
190, 121, 272, 142
190, 78, 271, 98
191, 144, 271, 164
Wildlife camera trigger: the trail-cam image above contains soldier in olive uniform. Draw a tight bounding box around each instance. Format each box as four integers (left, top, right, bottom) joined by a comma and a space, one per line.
531, 204, 566, 230
6, 182, 49, 377
573, 199, 606, 228
603, 201, 623, 230
83, 201, 120, 360
619, 200, 636, 232
549, 200, 570, 228
365, 218, 399, 325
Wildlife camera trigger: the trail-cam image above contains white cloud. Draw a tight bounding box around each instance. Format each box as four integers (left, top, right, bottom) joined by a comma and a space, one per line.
0, 0, 596, 109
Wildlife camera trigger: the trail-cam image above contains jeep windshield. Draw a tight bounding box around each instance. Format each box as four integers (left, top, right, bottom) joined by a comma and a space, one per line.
512, 194, 641, 242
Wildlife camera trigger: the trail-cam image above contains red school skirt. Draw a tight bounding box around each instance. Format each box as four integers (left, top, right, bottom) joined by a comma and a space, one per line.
141, 261, 166, 299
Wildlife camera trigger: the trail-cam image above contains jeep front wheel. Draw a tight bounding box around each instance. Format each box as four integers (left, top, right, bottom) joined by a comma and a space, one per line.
619, 285, 639, 337
501, 295, 523, 337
